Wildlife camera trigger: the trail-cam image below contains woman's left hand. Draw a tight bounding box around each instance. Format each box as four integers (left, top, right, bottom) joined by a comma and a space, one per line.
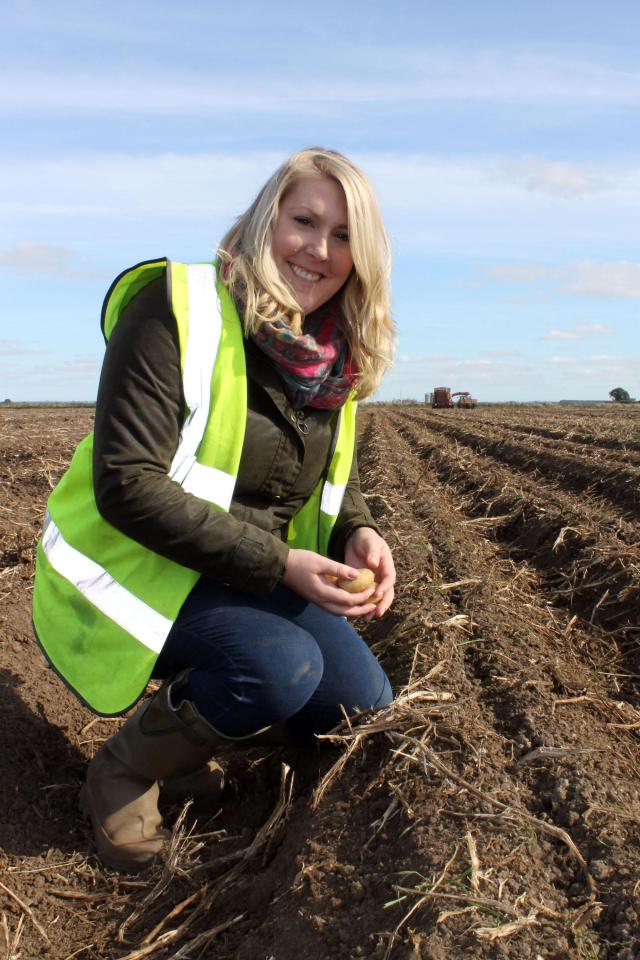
344, 527, 395, 619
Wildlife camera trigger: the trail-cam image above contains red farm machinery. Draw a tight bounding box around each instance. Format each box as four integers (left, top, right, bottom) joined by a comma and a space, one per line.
430, 388, 477, 409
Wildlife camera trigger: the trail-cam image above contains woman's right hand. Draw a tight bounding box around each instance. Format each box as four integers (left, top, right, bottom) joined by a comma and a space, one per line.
281, 549, 378, 617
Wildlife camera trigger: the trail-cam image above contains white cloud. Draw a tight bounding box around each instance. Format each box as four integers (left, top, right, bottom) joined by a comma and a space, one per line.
0, 354, 102, 401
379, 350, 640, 402
455, 358, 532, 374
0, 153, 283, 223
550, 354, 628, 366
563, 261, 640, 299
1, 151, 639, 262
541, 323, 614, 341
365, 154, 640, 252
546, 354, 639, 380
478, 349, 522, 358
0, 339, 49, 356
4, 47, 640, 117
396, 353, 454, 364
508, 157, 605, 197
0, 243, 102, 279
387, 355, 535, 386
488, 261, 640, 299
488, 264, 550, 283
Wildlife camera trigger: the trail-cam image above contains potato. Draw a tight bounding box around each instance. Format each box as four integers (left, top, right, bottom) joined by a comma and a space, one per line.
337, 567, 376, 593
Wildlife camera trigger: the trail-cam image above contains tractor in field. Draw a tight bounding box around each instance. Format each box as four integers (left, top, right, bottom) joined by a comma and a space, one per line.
431, 388, 477, 409
452, 391, 477, 409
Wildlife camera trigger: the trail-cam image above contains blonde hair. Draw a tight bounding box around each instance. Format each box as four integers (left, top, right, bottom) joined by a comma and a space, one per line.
218, 147, 395, 398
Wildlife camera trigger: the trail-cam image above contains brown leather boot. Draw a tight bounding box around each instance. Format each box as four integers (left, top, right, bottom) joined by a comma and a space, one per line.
80, 672, 227, 872
80, 746, 168, 873
159, 722, 291, 800
160, 759, 225, 802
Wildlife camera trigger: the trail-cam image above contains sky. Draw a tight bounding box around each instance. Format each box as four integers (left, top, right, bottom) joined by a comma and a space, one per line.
1, 0, 639, 403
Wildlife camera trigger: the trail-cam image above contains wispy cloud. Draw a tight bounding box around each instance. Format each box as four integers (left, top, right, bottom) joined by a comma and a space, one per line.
0, 339, 49, 357
541, 322, 614, 341
508, 157, 605, 197
1, 354, 102, 400
396, 353, 454, 364
488, 264, 550, 283
4, 47, 640, 117
388, 355, 536, 386
381, 350, 638, 401
488, 261, 640, 299
478, 349, 523, 358
2, 151, 639, 262
0, 153, 283, 222
563, 261, 640, 298
0, 243, 102, 279
546, 354, 639, 380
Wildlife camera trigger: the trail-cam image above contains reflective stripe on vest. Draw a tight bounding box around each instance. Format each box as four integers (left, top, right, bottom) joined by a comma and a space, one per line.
167, 263, 236, 510
321, 481, 347, 516
41, 511, 171, 654
286, 401, 357, 556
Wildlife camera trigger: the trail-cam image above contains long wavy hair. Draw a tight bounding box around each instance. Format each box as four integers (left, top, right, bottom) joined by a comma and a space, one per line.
218, 148, 395, 399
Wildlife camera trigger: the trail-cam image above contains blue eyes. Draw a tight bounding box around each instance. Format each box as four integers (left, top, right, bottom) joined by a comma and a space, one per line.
293, 216, 349, 242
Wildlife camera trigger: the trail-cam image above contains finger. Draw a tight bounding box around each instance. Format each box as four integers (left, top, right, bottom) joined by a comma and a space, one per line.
376, 574, 395, 595
362, 542, 381, 567
344, 601, 378, 618
358, 531, 382, 565
332, 562, 363, 582
375, 556, 396, 592
375, 586, 395, 617
321, 599, 377, 618
337, 585, 377, 604
321, 590, 377, 616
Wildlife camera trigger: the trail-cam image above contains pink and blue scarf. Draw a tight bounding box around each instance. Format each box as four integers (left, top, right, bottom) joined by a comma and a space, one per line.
252, 300, 356, 410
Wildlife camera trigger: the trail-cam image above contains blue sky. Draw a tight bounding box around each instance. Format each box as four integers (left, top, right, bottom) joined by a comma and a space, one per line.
1, 0, 639, 402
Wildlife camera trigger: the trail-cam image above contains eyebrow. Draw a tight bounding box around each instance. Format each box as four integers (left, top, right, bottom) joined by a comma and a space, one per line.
289, 204, 349, 230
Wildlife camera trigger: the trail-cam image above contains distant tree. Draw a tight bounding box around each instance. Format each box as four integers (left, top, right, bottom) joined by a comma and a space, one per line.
2, 398, 11, 405
609, 387, 634, 403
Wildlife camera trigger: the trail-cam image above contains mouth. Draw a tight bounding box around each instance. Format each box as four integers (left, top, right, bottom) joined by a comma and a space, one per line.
288, 261, 323, 283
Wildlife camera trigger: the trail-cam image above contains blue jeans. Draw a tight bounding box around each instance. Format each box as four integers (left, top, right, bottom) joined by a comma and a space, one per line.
154, 578, 392, 744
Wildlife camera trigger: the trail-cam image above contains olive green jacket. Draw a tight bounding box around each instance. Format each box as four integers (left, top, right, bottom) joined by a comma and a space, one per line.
92, 274, 376, 598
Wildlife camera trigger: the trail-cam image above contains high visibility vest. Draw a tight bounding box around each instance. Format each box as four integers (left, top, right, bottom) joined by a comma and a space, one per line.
33, 260, 357, 715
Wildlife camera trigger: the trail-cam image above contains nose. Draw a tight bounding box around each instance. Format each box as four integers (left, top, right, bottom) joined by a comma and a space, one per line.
307, 233, 329, 260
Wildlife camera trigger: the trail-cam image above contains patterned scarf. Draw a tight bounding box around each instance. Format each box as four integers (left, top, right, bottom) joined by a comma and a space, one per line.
251, 299, 356, 409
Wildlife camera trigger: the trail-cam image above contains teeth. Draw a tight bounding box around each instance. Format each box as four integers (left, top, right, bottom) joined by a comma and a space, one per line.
289, 262, 321, 282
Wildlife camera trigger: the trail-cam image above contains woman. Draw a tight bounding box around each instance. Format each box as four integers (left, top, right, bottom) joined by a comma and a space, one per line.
33, 147, 396, 872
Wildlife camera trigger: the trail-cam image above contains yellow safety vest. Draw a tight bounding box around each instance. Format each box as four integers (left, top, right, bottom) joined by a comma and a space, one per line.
33, 260, 357, 715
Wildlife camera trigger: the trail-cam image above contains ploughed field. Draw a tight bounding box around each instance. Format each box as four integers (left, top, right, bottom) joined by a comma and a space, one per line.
1, 403, 640, 960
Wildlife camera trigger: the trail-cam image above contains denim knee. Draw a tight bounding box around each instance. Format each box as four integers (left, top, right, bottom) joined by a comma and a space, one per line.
182, 622, 325, 736
375, 672, 393, 709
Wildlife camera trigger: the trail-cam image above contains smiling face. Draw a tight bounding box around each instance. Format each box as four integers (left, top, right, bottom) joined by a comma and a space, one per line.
270, 175, 354, 316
